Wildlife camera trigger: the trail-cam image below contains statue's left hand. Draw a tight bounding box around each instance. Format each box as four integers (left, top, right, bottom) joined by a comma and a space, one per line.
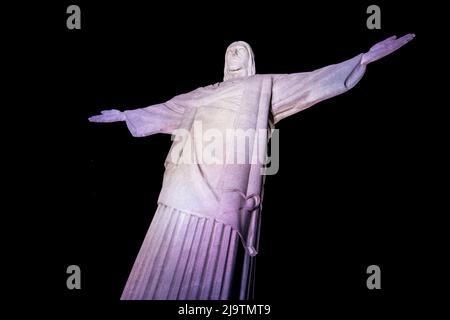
361, 33, 415, 65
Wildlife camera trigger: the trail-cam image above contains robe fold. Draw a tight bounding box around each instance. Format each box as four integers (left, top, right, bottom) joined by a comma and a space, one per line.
120, 53, 366, 300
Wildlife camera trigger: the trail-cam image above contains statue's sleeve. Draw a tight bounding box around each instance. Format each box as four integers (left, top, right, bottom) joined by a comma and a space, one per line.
123, 98, 186, 137
271, 53, 366, 124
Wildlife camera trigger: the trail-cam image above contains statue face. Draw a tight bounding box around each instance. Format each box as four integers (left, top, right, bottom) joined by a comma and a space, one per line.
226, 45, 249, 72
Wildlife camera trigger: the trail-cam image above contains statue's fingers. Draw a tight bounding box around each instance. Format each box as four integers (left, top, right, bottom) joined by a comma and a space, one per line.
88, 115, 105, 122
400, 33, 415, 40
388, 34, 415, 52
101, 109, 120, 115
384, 36, 397, 41
398, 33, 415, 44
386, 35, 401, 45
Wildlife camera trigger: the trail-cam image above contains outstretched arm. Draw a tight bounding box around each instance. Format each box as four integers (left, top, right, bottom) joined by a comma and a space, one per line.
88, 100, 185, 137
345, 34, 415, 91
271, 34, 415, 124
87, 83, 215, 137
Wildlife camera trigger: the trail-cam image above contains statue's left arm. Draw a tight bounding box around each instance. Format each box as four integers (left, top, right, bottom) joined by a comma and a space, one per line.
271, 34, 414, 124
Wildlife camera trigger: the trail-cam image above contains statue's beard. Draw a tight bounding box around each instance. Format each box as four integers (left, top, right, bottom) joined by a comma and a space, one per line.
224, 62, 250, 81
225, 68, 246, 81
227, 66, 243, 72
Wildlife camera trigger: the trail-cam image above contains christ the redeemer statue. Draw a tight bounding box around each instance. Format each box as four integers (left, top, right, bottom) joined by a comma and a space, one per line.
89, 34, 414, 300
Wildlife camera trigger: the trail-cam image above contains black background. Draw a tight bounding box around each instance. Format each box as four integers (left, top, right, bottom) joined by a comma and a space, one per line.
20, 0, 447, 318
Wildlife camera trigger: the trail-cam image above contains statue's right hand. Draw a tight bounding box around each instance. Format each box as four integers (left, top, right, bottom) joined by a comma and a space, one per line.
88, 109, 126, 123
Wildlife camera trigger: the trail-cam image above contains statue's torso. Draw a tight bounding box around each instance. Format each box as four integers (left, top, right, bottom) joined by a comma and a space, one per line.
158, 75, 273, 240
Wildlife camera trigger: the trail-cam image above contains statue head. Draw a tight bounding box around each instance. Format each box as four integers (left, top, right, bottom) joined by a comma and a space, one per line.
223, 41, 255, 81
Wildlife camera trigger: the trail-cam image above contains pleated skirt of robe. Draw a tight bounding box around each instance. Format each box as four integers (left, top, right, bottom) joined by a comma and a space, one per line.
121, 203, 240, 300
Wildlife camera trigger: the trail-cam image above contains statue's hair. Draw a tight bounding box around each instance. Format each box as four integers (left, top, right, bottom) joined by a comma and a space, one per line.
223, 41, 255, 81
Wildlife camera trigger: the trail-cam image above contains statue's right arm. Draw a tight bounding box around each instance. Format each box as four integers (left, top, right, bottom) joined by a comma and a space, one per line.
89, 101, 185, 137
88, 85, 205, 136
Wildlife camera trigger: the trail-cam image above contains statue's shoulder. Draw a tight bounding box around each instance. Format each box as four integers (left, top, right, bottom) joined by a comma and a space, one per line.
205, 82, 221, 89
192, 75, 271, 93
